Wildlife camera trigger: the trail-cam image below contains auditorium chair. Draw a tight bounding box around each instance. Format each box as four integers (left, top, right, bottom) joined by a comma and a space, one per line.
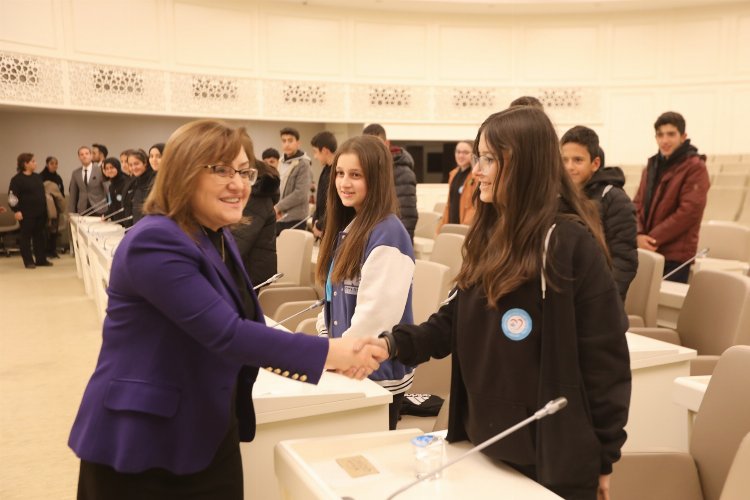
610, 346, 750, 500
438, 223, 470, 236
629, 270, 750, 375
625, 249, 664, 328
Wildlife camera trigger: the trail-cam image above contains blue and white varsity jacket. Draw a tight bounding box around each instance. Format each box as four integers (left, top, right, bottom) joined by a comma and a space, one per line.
317, 214, 415, 393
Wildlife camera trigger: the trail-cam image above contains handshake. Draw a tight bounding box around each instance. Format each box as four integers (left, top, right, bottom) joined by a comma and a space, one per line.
324, 336, 391, 380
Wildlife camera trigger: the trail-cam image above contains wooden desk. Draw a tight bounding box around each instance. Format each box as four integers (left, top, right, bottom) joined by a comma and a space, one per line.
245, 370, 391, 500
625, 332, 697, 452
275, 429, 562, 499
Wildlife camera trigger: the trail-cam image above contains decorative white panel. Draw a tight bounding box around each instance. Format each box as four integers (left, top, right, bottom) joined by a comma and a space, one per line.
536, 87, 602, 124
262, 79, 346, 120
728, 87, 750, 152
0, 51, 63, 105
0, 0, 57, 48
611, 24, 658, 81
171, 72, 258, 117
173, 2, 254, 70
437, 25, 512, 82
71, 0, 159, 61
68, 60, 166, 112
353, 22, 427, 79
670, 19, 721, 78
736, 15, 750, 75
668, 90, 716, 150
434, 86, 508, 123
520, 26, 599, 81
349, 83, 430, 121
607, 92, 658, 165
265, 14, 341, 76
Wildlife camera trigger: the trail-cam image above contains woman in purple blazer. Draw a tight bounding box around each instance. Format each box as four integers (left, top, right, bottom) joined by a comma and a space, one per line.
69, 120, 386, 499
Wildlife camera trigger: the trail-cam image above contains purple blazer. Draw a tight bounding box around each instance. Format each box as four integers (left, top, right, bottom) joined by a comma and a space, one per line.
68, 215, 329, 474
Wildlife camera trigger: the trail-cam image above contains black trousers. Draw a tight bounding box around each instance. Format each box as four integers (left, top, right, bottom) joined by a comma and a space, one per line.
18, 214, 47, 266
664, 260, 690, 284
390, 392, 405, 430
275, 219, 304, 235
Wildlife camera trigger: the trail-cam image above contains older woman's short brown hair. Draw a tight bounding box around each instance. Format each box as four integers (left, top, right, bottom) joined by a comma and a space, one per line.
144, 119, 248, 235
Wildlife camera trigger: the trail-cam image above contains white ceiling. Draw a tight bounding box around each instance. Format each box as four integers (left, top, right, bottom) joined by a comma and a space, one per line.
264, 0, 748, 15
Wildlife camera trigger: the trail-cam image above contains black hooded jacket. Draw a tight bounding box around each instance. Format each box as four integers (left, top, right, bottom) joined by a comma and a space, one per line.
583, 166, 638, 301
390, 146, 418, 240
232, 168, 281, 286
130, 168, 156, 225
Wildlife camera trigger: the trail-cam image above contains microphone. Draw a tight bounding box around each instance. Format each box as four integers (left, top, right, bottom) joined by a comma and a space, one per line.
289, 214, 313, 230
662, 247, 709, 281
102, 207, 124, 220
110, 215, 133, 225
79, 199, 110, 217
268, 299, 325, 328
253, 272, 285, 291
386, 397, 568, 500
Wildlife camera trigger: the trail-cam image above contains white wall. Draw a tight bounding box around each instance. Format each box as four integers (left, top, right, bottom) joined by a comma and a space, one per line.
0, 109, 326, 192
0, 0, 749, 167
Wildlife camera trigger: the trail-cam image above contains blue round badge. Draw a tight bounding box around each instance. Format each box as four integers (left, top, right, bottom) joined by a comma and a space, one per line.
501, 308, 532, 341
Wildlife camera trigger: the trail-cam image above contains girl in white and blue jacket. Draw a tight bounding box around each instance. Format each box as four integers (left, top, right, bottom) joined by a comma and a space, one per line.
315, 135, 415, 429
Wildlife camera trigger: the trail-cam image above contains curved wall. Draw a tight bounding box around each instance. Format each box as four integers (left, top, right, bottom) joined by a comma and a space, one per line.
1, 0, 749, 166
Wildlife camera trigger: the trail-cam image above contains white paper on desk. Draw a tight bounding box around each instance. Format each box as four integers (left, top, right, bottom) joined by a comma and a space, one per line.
309, 453, 395, 490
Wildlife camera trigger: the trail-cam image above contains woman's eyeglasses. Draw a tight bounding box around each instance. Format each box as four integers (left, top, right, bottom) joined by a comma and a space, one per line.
471, 154, 497, 173
204, 165, 258, 185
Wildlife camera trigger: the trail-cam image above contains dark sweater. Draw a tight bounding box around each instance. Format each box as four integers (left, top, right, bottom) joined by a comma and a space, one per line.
583, 167, 638, 301
232, 172, 280, 286
391, 218, 630, 495
9, 172, 47, 218
390, 146, 418, 240
40, 168, 65, 197
313, 164, 331, 233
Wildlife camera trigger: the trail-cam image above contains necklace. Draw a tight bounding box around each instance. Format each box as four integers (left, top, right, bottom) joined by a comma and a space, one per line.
200, 226, 225, 262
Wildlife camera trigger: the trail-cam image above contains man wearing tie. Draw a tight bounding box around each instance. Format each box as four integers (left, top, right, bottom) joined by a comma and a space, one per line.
68, 146, 107, 215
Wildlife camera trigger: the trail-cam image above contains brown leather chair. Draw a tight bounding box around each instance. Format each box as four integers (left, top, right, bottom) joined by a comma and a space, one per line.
610, 346, 750, 500
630, 270, 750, 375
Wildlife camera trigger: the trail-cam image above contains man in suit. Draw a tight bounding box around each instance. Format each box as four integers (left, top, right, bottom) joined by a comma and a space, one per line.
68, 145, 107, 214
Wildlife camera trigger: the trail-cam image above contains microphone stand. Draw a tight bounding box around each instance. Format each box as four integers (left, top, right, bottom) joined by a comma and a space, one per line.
253, 272, 285, 291
386, 397, 569, 500
110, 215, 133, 226
102, 207, 124, 220
662, 247, 709, 281
268, 299, 325, 328
289, 215, 313, 230
439, 288, 458, 307
79, 199, 110, 217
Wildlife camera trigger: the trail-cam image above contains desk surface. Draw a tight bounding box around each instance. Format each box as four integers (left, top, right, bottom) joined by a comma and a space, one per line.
253, 369, 392, 425
673, 375, 711, 412
276, 429, 562, 500
626, 332, 696, 370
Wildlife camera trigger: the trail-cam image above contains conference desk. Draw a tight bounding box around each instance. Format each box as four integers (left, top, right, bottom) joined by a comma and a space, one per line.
275, 429, 562, 500
625, 332, 696, 451
673, 375, 711, 443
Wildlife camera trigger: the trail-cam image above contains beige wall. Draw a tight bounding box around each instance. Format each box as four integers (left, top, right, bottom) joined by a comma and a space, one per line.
1, 0, 749, 166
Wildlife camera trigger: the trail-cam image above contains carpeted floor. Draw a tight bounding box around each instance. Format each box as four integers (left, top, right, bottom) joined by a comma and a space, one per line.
0, 255, 102, 500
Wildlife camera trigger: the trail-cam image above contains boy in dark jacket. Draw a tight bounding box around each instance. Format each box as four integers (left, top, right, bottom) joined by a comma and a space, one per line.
561, 126, 638, 300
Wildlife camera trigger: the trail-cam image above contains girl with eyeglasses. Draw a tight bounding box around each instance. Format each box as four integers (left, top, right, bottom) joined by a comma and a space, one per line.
125, 148, 154, 226
315, 135, 416, 430
375, 106, 630, 500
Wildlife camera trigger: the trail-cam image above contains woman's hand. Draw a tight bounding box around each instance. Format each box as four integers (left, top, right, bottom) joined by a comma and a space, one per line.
325, 337, 388, 379
14, 211, 23, 221
597, 474, 610, 500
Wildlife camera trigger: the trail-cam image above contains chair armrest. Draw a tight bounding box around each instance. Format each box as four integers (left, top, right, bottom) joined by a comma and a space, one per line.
258, 286, 320, 318
629, 327, 682, 345
628, 315, 645, 328
691, 355, 720, 376
610, 451, 703, 500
